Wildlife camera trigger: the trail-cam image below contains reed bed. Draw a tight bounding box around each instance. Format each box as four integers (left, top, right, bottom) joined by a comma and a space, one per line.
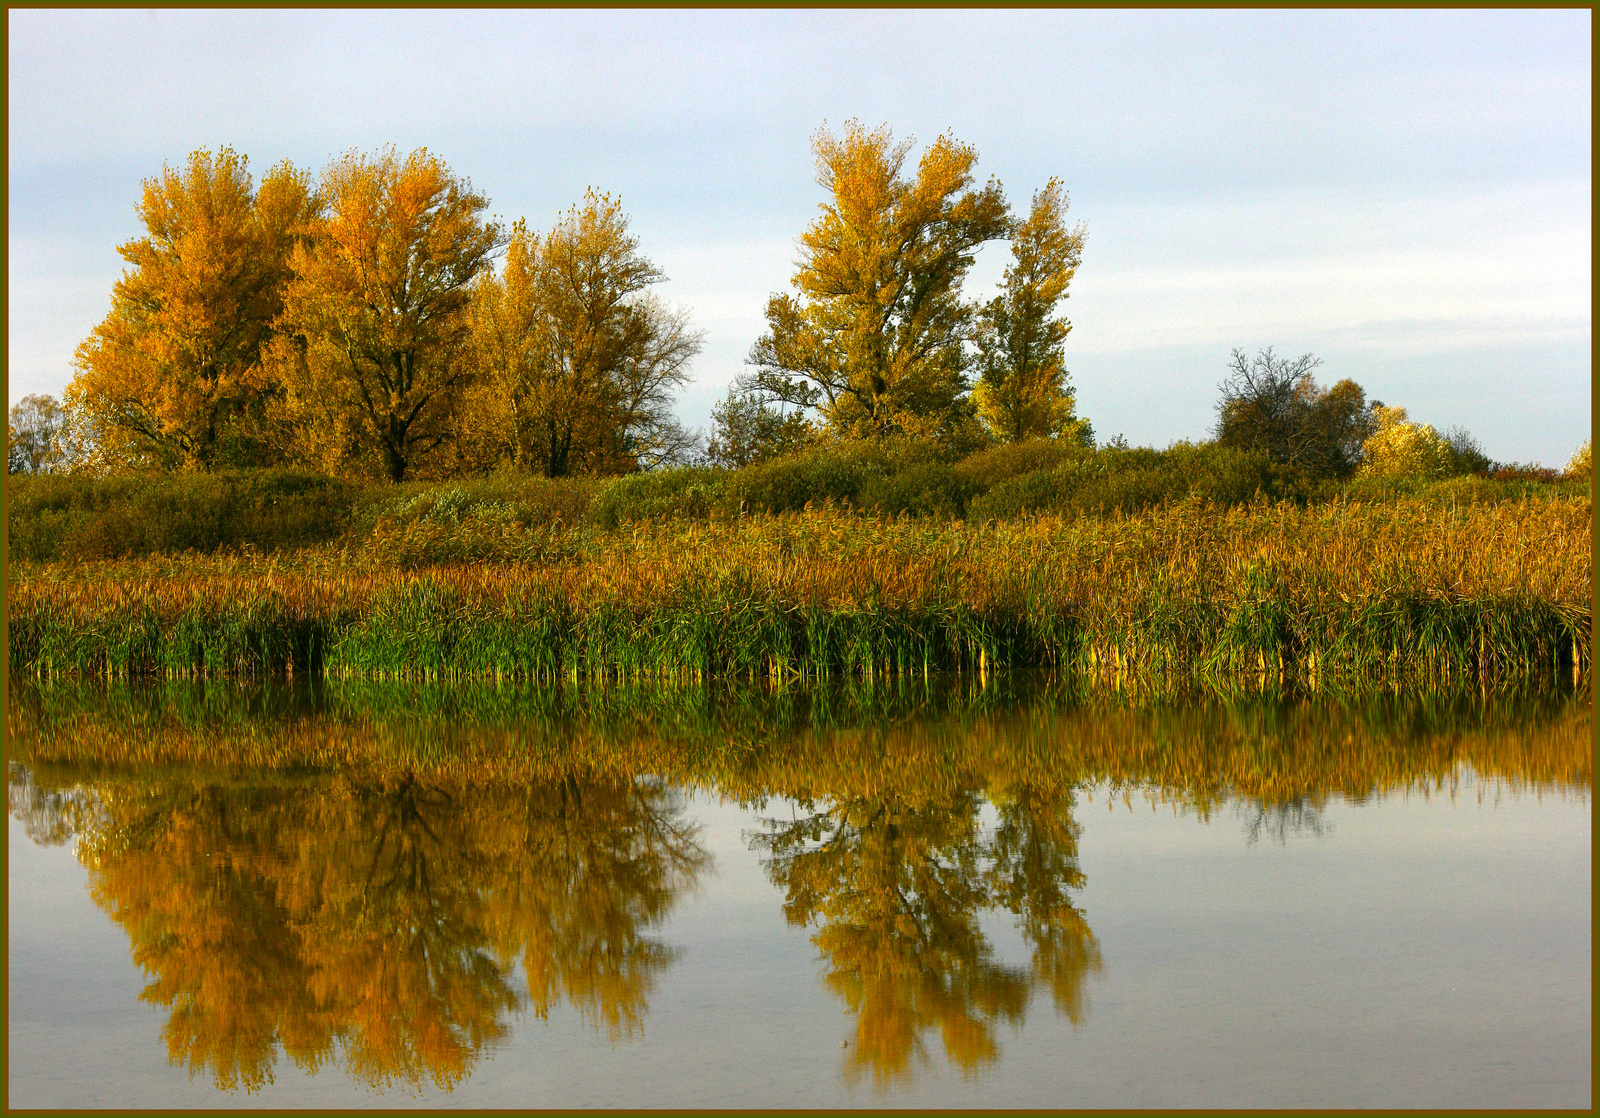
7, 495, 1592, 688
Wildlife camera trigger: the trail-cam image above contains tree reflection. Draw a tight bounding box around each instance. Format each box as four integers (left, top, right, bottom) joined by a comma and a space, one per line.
45, 769, 707, 1093
752, 783, 1100, 1088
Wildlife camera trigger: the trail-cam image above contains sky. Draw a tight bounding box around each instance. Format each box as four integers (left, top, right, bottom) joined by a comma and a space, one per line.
8, 9, 1592, 465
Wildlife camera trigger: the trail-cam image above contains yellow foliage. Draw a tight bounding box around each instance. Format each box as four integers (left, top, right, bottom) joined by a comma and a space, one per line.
269, 148, 505, 482
748, 121, 1010, 442
1564, 438, 1592, 480
67, 148, 317, 472
1358, 405, 1455, 480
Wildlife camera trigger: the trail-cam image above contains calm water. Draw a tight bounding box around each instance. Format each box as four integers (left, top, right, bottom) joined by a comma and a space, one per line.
7, 677, 1591, 1109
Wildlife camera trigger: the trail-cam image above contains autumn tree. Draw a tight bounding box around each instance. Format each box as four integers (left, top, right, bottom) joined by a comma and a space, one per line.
744, 122, 1010, 443
1214, 347, 1374, 478
458, 193, 702, 477
972, 179, 1092, 446
66, 148, 318, 472
269, 148, 504, 482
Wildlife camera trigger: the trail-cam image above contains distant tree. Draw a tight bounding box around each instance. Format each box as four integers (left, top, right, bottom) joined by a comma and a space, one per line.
7, 394, 68, 474
1214, 347, 1374, 477
67, 148, 318, 472
1358, 405, 1457, 480
704, 388, 813, 469
1442, 425, 1495, 475
458, 193, 702, 478
1564, 439, 1592, 481
744, 122, 1009, 443
268, 148, 505, 482
972, 179, 1092, 447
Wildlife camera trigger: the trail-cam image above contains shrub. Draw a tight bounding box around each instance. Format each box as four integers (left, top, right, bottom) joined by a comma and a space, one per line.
952, 438, 1088, 492
6, 469, 357, 561
722, 444, 875, 514
588, 468, 727, 530
1564, 439, 1592, 481
359, 472, 598, 533
1359, 406, 1455, 480
857, 462, 980, 518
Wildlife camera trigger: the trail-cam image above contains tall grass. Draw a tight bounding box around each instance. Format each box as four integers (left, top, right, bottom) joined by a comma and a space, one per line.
8, 495, 1590, 687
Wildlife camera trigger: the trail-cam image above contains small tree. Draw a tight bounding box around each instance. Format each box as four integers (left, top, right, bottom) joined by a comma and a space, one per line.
1358, 405, 1455, 480
458, 194, 702, 478
1564, 439, 1592, 481
1214, 347, 1373, 477
704, 388, 812, 469
972, 179, 1090, 446
7, 394, 68, 474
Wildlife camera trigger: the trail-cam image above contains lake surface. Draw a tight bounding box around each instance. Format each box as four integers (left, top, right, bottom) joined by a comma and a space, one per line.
7, 677, 1591, 1109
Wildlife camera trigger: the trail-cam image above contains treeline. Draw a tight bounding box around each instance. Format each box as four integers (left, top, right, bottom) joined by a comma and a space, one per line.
7, 121, 1592, 490
9, 122, 1096, 484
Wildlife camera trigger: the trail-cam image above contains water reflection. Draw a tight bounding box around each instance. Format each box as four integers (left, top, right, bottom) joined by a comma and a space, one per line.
7, 675, 1590, 1095
9, 765, 706, 1093
754, 783, 1098, 1086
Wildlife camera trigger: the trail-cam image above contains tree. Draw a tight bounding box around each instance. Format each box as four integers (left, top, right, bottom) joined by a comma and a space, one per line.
744, 122, 1010, 442
459, 193, 702, 477
270, 148, 504, 482
703, 387, 812, 469
1358, 405, 1456, 480
1214, 347, 1374, 477
66, 148, 318, 472
972, 179, 1091, 446
7, 394, 68, 474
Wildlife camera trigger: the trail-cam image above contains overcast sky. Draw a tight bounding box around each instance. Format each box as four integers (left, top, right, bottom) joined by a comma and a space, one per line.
8, 9, 1591, 464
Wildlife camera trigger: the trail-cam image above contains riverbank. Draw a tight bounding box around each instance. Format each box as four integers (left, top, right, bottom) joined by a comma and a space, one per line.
7, 496, 1591, 689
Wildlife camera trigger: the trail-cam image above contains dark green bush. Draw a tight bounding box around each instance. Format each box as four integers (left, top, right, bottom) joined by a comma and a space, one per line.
858, 462, 980, 518
7, 469, 358, 561
359, 473, 599, 533
952, 438, 1089, 492
588, 468, 727, 530
966, 442, 1284, 521
722, 445, 871, 514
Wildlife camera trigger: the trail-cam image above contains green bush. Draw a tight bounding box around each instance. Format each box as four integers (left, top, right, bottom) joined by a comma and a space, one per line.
358, 472, 598, 534
588, 468, 727, 530
7, 469, 358, 561
966, 442, 1282, 521
722, 444, 872, 514
952, 438, 1088, 492
858, 462, 980, 518
1342, 473, 1591, 506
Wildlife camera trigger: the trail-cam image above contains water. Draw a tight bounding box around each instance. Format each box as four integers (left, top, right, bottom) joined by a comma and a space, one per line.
7, 677, 1591, 1108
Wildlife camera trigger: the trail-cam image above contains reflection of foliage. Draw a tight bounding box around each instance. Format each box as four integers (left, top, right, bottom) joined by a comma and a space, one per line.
753, 782, 1099, 1088
30, 768, 705, 1093
7, 762, 103, 847
1239, 797, 1331, 846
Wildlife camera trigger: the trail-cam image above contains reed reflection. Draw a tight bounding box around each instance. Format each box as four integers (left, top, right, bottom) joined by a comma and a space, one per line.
752, 781, 1100, 1087
11, 766, 707, 1093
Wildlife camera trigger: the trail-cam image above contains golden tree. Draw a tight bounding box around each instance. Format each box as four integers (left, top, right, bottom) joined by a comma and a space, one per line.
460, 192, 702, 477
745, 122, 1009, 442
67, 148, 317, 471
270, 148, 504, 482
972, 179, 1091, 445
